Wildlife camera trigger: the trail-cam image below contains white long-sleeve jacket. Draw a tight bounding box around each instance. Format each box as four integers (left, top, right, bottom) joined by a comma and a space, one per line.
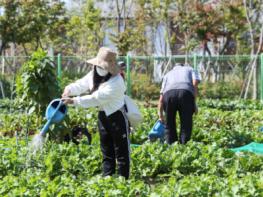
65, 70, 126, 116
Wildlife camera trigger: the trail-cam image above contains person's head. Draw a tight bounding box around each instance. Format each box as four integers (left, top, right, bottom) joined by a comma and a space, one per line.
90, 66, 112, 92
87, 47, 119, 75
86, 47, 118, 92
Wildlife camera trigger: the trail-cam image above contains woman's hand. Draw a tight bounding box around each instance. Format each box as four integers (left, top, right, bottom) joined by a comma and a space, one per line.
62, 97, 74, 105
62, 87, 71, 98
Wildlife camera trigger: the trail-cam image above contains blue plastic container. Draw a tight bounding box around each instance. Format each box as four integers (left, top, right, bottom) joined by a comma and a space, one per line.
45, 99, 67, 123
40, 99, 67, 136
148, 120, 165, 140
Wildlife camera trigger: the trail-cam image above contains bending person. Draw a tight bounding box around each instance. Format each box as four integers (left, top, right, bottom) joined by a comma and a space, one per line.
158, 63, 201, 144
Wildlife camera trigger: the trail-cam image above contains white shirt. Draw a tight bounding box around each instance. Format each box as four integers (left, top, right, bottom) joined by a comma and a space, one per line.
65, 70, 126, 116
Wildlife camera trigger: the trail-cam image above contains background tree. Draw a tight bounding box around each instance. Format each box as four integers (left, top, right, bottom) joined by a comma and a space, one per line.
0, 0, 262, 58
0, 0, 20, 55
0, 0, 67, 55
66, 0, 103, 56
240, 0, 263, 99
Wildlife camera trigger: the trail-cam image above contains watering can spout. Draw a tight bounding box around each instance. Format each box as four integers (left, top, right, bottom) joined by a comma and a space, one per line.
40, 119, 52, 136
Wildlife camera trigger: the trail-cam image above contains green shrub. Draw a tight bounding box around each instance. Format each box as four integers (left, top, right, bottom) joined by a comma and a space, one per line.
16, 49, 60, 116
131, 73, 160, 101
199, 81, 242, 99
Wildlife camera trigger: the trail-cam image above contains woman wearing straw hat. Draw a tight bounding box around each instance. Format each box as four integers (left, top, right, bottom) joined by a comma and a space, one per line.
62, 47, 130, 179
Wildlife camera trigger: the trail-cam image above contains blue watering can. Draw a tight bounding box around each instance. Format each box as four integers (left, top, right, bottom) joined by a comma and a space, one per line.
40, 99, 67, 136
148, 120, 165, 141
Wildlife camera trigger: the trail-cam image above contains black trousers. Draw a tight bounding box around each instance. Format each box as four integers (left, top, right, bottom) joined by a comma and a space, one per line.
163, 89, 195, 144
98, 109, 130, 179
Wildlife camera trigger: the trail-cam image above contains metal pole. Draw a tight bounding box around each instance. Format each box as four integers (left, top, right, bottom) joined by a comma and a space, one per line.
57, 53, 62, 81
126, 55, 131, 96
0, 81, 5, 99
260, 53, 263, 101
49, 46, 54, 61
193, 54, 197, 70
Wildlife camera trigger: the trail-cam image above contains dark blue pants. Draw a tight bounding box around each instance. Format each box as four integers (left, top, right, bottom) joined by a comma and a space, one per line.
163, 89, 195, 144
98, 109, 130, 179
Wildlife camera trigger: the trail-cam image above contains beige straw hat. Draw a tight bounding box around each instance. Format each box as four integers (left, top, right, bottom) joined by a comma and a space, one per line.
86, 47, 119, 75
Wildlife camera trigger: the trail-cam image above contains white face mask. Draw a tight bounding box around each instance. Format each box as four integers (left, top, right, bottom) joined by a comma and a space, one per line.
96, 66, 108, 77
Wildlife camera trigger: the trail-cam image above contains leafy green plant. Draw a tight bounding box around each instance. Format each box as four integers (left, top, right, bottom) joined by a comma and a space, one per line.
198, 99, 263, 110
16, 49, 60, 115
1, 99, 263, 196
